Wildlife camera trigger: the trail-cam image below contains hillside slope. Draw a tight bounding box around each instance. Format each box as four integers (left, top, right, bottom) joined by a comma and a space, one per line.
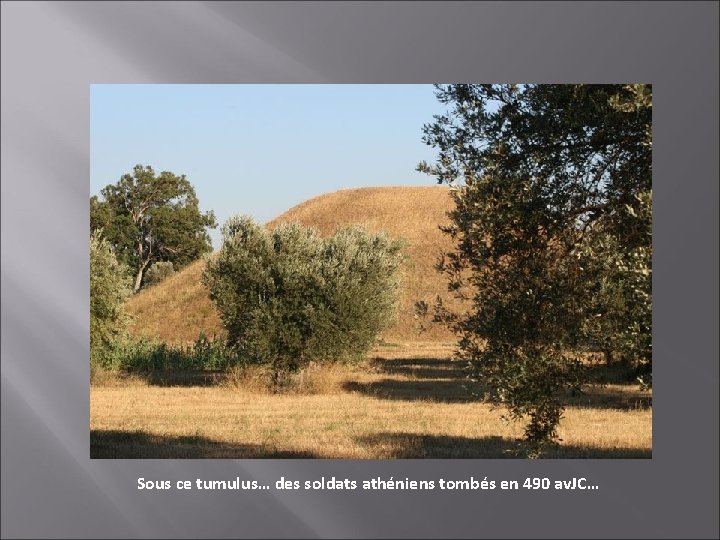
126, 186, 463, 344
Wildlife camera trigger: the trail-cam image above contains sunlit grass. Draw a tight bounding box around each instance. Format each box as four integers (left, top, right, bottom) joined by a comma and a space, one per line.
91, 344, 651, 459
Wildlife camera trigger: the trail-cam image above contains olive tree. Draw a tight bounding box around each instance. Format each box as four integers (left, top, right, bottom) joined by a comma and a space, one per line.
90, 230, 133, 366
419, 84, 652, 444
202, 216, 404, 385
143, 261, 176, 288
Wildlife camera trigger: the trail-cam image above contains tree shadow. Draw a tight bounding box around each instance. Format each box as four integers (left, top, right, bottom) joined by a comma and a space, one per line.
90, 430, 319, 459
343, 379, 476, 403
344, 377, 650, 410
369, 356, 466, 380
352, 356, 651, 411
565, 386, 652, 410
583, 360, 643, 385
355, 432, 651, 459
346, 355, 475, 403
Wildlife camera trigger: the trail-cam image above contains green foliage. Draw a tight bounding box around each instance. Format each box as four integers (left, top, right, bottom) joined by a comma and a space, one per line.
419, 84, 652, 444
202, 216, 404, 383
97, 333, 243, 372
143, 261, 176, 288
580, 192, 652, 381
90, 230, 132, 366
90, 164, 217, 292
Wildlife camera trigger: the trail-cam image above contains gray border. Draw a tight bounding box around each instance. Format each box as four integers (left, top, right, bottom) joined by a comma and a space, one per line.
2, 1, 718, 538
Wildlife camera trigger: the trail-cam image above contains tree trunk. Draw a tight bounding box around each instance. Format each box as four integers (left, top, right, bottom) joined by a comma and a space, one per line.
272, 366, 284, 392
133, 258, 151, 292
133, 267, 143, 293
133, 226, 151, 292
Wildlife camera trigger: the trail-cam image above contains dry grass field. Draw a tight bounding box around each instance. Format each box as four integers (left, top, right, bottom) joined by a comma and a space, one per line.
91, 343, 652, 459
126, 186, 461, 344
104, 186, 652, 459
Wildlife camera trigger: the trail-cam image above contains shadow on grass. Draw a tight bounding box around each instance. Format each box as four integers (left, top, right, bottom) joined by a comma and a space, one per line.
583, 360, 644, 385
90, 430, 319, 459
355, 432, 651, 459
369, 356, 466, 380
91, 430, 649, 459
565, 387, 652, 410
354, 356, 651, 411
346, 355, 474, 403
343, 379, 476, 403
345, 377, 651, 410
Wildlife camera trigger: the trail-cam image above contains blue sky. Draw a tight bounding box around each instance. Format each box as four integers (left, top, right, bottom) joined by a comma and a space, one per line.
91, 84, 447, 249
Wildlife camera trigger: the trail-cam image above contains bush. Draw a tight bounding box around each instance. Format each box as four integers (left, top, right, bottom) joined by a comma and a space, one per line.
202, 216, 404, 384
90, 230, 132, 366
98, 333, 244, 372
143, 261, 176, 288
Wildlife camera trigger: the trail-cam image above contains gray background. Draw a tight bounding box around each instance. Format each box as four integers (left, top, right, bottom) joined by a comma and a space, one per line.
1, 1, 718, 538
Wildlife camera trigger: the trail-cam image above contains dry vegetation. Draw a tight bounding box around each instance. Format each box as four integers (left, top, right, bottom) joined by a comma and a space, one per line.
106, 187, 652, 459
91, 343, 652, 459
126, 186, 461, 344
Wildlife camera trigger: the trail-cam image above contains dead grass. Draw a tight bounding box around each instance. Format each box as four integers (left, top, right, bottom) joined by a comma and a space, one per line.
126, 186, 463, 345
90, 366, 149, 388
109, 188, 651, 458
91, 344, 652, 459
125, 257, 225, 346
220, 362, 348, 395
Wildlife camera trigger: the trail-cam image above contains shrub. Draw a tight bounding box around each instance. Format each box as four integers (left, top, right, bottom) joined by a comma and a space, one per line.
202, 216, 404, 384
143, 261, 176, 288
100, 334, 244, 372
90, 230, 132, 366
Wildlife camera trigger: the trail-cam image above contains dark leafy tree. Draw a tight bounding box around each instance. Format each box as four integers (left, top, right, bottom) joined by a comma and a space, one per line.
418, 84, 651, 444
91, 165, 217, 291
